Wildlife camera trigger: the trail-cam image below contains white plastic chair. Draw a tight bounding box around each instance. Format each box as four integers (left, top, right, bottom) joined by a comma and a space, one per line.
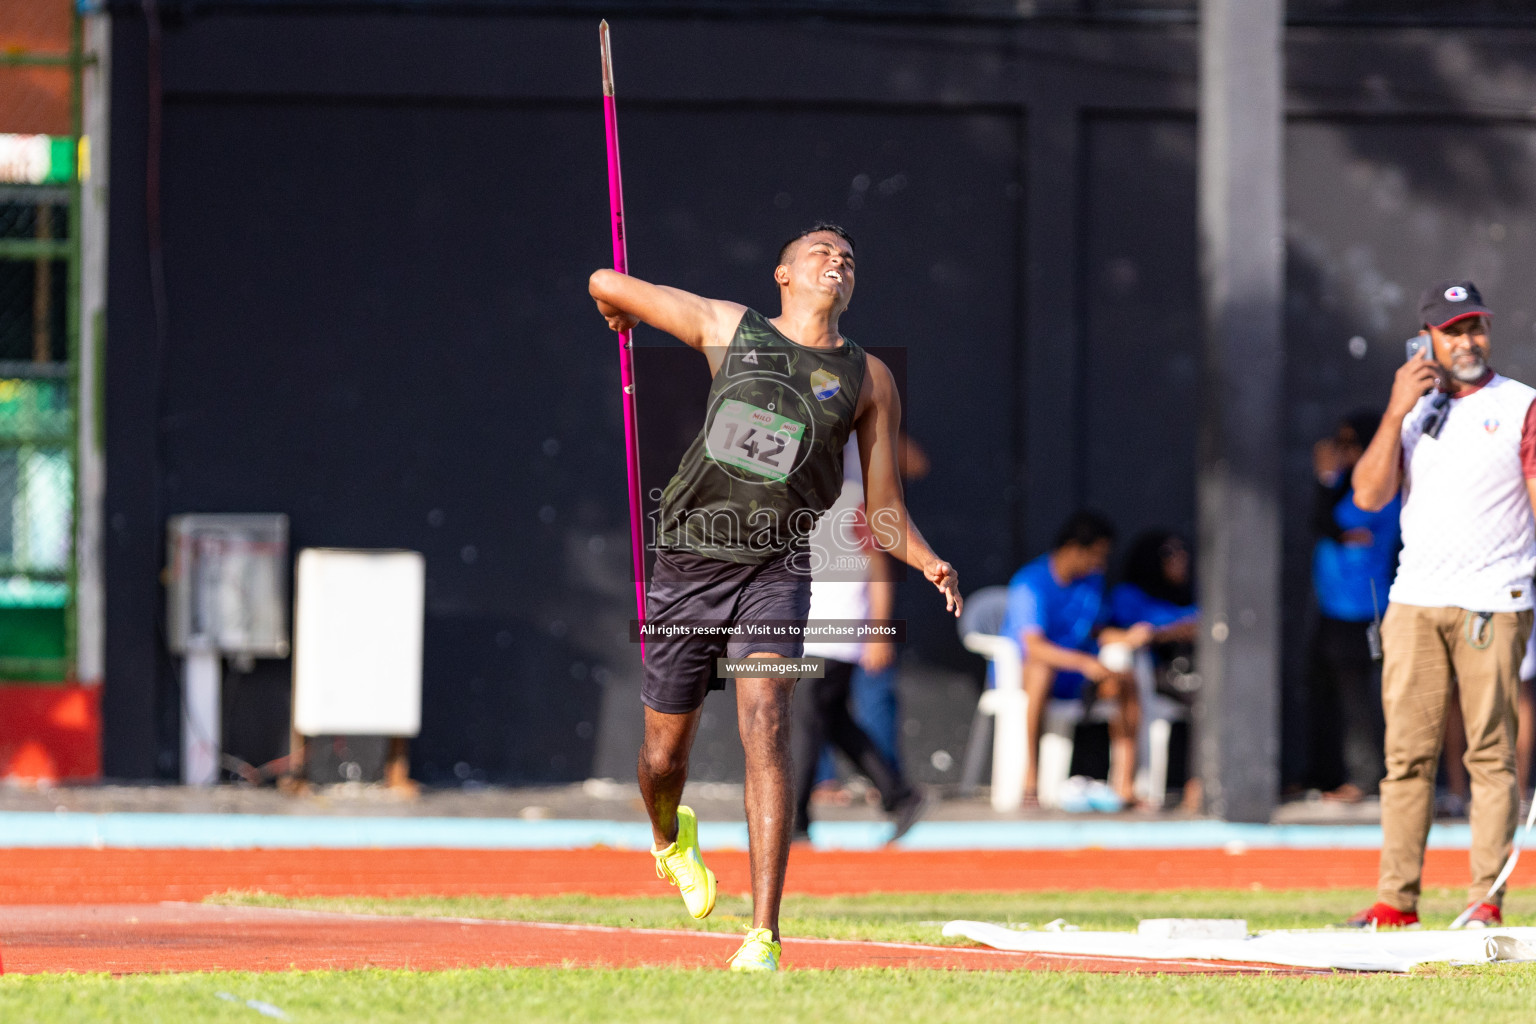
957, 587, 1185, 810
960, 630, 1029, 812
1035, 690, 1122, 810
957, 587, 1026, 811
1035, 649, 1186, 809
1135, 656, 1188, 809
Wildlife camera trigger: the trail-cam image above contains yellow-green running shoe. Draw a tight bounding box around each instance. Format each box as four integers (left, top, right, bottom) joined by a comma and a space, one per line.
652, 805, 716, 920
727, 928, 782, 972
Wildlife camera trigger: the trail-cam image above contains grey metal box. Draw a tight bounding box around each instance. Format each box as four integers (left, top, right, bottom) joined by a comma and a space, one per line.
166, 514, 290, 657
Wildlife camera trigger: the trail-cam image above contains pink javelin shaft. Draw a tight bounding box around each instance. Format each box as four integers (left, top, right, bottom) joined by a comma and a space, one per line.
601, 21, 647, 661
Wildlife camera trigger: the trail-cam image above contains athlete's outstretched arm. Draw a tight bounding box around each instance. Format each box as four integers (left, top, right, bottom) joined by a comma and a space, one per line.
855, 356, 962, 617
589, 270, 745, 366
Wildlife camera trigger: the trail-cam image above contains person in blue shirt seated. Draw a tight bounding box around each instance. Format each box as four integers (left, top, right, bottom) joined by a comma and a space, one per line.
1110, 531, 1199, 679
1111, 530, 1202, 808
1304, 410, 1401, 804
1002, 510, 1153, 806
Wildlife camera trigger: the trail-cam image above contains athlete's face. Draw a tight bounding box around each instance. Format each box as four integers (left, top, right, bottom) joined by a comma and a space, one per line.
775, 231, 855, 310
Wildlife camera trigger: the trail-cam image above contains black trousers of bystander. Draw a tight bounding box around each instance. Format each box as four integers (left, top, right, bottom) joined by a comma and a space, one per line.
791, 659, 915, 836
1306, 615, 1387, 795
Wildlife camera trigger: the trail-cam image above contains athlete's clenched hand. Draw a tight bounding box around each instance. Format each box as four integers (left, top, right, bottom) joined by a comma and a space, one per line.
924, 559, 962, 617
594, 296, 640, 334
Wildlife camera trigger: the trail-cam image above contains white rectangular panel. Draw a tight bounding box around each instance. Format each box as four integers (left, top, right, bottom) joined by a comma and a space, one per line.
293, 548, 424, 736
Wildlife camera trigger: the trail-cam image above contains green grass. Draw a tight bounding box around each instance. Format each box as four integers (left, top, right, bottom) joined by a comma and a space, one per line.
7, 888, 1536, 1022
207, 887, 1536, 943
4, 965, 1536, 1024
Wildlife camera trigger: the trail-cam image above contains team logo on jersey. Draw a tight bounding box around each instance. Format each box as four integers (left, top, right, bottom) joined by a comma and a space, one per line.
810, 368, 841, 401
1484, 417, 1501, 433
1445, 286, 1469, 302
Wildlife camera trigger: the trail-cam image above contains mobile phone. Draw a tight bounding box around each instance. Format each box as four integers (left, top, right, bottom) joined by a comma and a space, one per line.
1405, 335, 1431, 361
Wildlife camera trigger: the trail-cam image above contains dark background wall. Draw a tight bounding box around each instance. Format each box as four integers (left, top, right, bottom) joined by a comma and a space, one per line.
99, 3, 1536, 786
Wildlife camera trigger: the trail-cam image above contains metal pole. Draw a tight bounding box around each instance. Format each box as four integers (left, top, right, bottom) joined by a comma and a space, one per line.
182, 641, 221, 785
32, 203, 52, 364
75, 7, 111, 690
67, 6, 84, 680
1195, 0, 1285, 822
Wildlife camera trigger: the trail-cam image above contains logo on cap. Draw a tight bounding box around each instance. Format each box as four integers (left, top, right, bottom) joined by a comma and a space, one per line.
1445, 286, 1469, 302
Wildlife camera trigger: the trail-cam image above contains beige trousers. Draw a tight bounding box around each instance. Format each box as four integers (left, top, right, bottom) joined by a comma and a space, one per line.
1376, 603, 1531, 911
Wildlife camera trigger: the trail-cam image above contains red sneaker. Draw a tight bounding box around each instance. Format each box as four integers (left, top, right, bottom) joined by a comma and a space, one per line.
1344, 902, 1419, 929
1462, 902, 1503, 929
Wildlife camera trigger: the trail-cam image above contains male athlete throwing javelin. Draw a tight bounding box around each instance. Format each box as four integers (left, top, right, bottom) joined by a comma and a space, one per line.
590, 224, 961, 972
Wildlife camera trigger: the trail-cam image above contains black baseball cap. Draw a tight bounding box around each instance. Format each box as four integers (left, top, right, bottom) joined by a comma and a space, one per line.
1419, 279, 1493, 330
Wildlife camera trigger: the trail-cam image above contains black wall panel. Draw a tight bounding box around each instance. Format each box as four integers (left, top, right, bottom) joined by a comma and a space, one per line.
99, 7, 1536, 787
1080, 115, 1199, 545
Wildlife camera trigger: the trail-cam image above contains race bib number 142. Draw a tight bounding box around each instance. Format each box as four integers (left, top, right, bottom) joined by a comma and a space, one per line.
705, 399, 805, 482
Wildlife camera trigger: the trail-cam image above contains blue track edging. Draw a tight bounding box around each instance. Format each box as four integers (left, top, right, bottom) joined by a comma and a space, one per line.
0, 812, 1475, 851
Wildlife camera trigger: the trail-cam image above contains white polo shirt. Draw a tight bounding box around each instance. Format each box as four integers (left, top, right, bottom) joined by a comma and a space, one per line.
805, 439, 871, 664
1389, 373, 1536, 612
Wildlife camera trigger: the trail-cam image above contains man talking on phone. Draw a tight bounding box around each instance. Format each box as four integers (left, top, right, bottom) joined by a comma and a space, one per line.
1347, 280, 1536, 928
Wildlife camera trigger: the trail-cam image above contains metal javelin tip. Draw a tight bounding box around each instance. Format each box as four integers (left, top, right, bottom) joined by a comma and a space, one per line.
600, 21, 615, 97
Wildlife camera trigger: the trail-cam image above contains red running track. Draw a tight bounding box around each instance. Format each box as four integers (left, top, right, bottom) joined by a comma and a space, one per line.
0, 904, 1326, 976
0, 846, 1513, 975
0, 846, 1526, 904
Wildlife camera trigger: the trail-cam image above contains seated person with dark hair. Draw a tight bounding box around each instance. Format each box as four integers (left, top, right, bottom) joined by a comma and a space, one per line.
1002, 510, 1152, 806
1112, 530, 1202, 807
1111, 530, 1199, 670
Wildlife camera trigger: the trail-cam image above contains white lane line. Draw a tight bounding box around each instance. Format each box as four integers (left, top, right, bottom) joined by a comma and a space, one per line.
175, 903, 1322, 970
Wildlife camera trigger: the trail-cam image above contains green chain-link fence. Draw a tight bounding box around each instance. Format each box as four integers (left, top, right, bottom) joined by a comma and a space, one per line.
0, 0, 81, 681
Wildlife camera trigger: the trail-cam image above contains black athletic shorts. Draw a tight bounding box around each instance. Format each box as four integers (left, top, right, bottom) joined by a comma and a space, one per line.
640, 548, 812, 715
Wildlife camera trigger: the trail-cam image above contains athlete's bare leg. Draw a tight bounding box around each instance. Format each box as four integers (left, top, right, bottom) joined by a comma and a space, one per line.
1101, 673, 1141, 803
639, 705, 705, 848
1022, 660, 1056, 799
736, 656, 798, 942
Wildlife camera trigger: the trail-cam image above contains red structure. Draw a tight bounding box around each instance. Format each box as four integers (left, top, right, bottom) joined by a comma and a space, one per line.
0, 684, 100, 782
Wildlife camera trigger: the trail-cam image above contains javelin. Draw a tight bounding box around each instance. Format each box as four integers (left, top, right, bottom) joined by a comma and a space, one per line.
601, 21, 647, 661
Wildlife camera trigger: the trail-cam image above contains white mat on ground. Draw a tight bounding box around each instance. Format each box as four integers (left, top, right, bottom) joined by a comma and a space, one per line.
943, 920, 1536, 972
